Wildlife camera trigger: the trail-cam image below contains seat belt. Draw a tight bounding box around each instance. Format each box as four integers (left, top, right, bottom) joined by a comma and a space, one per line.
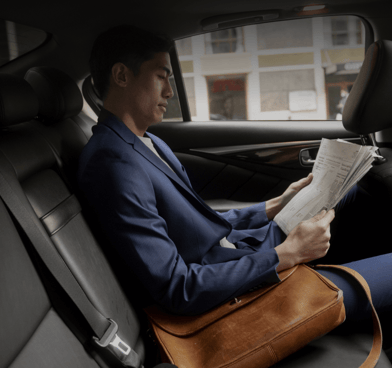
0, 169, 143, 368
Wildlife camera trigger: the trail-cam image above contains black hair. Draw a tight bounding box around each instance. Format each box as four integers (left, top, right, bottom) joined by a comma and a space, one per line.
89, 25, 174, 100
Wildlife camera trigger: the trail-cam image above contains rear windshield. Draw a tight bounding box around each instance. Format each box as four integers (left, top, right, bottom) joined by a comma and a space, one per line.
0, 19, 46, 67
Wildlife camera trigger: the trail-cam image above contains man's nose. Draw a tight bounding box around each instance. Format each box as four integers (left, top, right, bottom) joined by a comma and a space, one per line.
164, 80, 174, 99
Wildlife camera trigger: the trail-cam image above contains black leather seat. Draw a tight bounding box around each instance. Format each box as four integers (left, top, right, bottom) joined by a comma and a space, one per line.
0, 73, 101, 368
343, 39, 392, 204
343, 40, 392, 136
23, 66, 96, 190
0, 73, 151, 367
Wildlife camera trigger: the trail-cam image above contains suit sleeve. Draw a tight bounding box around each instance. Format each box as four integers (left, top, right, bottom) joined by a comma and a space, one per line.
79, 148, 281, 315
216, 202, 270, 230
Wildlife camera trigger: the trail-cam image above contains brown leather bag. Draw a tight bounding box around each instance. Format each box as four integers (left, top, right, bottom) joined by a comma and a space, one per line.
145, 264, 382, 368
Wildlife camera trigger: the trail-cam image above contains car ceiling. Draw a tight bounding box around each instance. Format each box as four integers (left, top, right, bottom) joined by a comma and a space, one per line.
1, 0, 392, 80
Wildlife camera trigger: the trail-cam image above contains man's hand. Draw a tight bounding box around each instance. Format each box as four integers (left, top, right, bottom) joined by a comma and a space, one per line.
280, 173, 313, 208
265, 173, 313, 220
275, 209, 335, 272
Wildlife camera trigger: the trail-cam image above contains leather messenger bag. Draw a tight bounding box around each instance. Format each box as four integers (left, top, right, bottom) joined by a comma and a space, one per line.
145, 264, 382, 368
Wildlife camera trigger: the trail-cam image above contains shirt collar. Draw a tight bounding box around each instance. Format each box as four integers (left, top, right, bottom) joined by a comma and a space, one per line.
98, 107, 117, 124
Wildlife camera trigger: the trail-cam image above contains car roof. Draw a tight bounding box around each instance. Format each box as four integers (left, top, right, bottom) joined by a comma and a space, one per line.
1, 0, 391, 79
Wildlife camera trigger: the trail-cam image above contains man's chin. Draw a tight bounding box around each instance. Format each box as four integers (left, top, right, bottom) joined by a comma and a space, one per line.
146, 115, 164, 129
151, 118, 163, 126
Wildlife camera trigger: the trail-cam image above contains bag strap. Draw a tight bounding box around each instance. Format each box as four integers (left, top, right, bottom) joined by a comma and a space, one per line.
315, 264, 382, 368
0, 169, 143, 368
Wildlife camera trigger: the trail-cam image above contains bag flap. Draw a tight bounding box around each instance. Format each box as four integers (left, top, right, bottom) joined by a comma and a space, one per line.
144, 265, 298, 337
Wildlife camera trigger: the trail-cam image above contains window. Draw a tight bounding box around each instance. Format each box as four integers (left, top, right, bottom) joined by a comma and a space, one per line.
162, 77, 196, 121
176, 38, 192, 56
331, 17, 349, 46
175, 15, 365, 121
323, 16, 364, 47
259, 69, 315, 112
257, 19, 313, 50
162, 77, 182, 121
356, 20, 363, 45
205, 28, 244, 54
184, 77, 196, 117
207, 74, 247, 120
0, 19, 46, 67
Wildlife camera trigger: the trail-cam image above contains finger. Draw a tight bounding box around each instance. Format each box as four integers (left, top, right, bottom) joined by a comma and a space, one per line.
325, 226, 331, 241
319, 209, 335, 226
297, 173, 313, 187
322, 242, 331, 256
308, 209, 326, 223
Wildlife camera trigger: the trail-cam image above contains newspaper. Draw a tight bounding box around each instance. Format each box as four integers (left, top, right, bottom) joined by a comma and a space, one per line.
274, 138, 380, 235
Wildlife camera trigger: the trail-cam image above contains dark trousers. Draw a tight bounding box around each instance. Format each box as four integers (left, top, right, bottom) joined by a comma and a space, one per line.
314, 185, 392, 322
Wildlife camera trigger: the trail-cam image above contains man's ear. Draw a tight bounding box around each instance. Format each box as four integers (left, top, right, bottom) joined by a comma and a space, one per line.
111, 62, 130, 88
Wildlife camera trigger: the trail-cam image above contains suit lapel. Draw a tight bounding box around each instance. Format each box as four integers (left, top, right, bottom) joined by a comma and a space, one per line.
101, 115, 196, 198
146, 133, 227, 220
146, 133, 192, 187
101, 114, 228, 223
133, 137, 193, 197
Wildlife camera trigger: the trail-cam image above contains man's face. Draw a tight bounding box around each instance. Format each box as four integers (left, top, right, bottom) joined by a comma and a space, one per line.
125, 52, 174, 128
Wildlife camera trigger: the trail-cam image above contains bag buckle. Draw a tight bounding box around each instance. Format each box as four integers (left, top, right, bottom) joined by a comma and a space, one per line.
93, 319, 131, 356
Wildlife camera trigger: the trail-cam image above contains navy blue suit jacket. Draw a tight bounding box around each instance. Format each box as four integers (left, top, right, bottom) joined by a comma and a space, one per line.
78, 112, 283, 315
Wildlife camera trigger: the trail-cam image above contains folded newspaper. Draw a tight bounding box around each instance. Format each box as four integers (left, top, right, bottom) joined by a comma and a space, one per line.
274, 138, 380, 235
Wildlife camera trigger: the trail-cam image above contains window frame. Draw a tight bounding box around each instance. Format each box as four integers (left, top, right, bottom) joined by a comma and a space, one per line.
172, 14, 373, 123
0, 19, 48, 70
81, 15, 373, 123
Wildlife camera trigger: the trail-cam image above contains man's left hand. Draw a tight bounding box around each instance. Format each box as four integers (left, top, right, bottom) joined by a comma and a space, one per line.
280, 173, 313, 209
266, 173, 313, 221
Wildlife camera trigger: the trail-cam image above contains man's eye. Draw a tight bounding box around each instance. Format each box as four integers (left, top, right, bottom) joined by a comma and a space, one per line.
158, 75, 165, 79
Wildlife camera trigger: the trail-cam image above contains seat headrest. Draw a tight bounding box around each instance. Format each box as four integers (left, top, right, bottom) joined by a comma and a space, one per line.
343, 40, 392, 135
0, 73, 39, 127
24, 66, 83, 123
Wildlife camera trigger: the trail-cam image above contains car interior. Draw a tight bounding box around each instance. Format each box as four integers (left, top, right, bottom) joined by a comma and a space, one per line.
2, 0, 392, 367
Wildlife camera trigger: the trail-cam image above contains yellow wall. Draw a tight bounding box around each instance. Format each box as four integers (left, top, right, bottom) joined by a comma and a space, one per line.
258, 52, 314, 67
321, 48, 364, 64
180, 60, 194, 73
200, 53, 252, 74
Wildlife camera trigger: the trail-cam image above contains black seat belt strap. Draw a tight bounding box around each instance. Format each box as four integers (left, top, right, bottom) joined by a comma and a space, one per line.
0, 170, 142, 368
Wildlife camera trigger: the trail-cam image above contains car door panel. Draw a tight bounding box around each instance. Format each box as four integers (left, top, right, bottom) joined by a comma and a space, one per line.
149, 121, 356, 150
149, 120, 358, 210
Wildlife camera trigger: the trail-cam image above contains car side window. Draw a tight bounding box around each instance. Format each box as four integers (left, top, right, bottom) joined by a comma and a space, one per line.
0, 19, 46, 67
173, 16, 365, 121
162, 76, 183, 121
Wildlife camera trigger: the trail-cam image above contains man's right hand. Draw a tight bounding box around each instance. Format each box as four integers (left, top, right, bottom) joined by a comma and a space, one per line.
275, 209, 335, 273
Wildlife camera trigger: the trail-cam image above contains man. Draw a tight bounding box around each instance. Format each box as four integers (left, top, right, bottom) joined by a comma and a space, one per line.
79, 25, 391, 320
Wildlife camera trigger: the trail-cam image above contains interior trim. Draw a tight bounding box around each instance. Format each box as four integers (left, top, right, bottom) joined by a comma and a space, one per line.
40, 194, 82, 236
189, 138, 361, 155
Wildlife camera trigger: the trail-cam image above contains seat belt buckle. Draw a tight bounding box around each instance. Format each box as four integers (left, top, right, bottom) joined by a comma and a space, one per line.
93, 319, 131, 356
109, 334, 132, 355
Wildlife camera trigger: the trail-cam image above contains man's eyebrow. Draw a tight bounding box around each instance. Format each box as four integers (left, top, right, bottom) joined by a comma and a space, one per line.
162, 66, 173, 77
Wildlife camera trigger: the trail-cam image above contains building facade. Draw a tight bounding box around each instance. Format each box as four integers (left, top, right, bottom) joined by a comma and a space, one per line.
166, 15, 365, 122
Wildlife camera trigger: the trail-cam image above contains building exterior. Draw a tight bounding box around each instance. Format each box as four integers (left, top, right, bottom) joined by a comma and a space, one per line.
166, 15, 365, 122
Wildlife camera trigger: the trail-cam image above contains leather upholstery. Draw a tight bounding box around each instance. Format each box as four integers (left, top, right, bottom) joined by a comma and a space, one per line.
0, 73, 39, 127
0, 72, 148, 367
0, 197, 51, 368
8, 309, 101, 368
343, 40, 392, 134
24, 66, 96, 190
40, 194, 82, 235
24, 66, 83, 123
